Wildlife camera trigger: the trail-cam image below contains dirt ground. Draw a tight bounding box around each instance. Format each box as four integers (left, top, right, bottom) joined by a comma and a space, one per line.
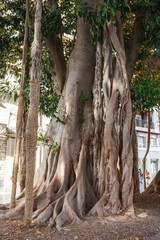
0, 193, 160, 240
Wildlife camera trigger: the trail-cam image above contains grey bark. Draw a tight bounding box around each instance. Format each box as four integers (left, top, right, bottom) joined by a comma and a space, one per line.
10, 0, 29, 209
24, 0, 42, 226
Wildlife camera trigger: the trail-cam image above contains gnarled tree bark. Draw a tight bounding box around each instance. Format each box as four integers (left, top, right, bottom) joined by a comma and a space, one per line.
0, 0, 146, 229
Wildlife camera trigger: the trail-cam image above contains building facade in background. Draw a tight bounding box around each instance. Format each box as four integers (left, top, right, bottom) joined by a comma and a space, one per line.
0, 100, 17, 192
0, 98, 49, 195
136, 110, 160, 183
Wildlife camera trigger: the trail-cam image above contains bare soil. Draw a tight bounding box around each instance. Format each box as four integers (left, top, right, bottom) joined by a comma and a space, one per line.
0, 193, 160, 240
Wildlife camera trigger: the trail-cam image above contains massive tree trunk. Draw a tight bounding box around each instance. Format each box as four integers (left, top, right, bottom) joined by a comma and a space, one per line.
10, 0, 29, 209
0, 0, 143, 229
24, 0, 42, 226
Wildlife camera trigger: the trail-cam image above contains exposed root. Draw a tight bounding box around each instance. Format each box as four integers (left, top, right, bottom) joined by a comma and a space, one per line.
55, 196, 82, 230
0, 204, 9, 210
0, 203, 24, 220
88, 192, 110, 216
88, 187, 121, 217
144, 171, 160, 194
53, 143, 87, 229
32, 199, 51, 220
34, 202, 55, 223
124, 205, 135, 218
52, 195, 65, 221
48, 142, 96, 230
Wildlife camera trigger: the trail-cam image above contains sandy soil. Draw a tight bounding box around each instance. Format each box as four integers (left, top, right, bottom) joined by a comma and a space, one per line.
0, 193, 160, 240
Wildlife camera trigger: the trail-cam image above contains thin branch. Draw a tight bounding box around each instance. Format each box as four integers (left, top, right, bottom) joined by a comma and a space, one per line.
124, 14, 145, 24
142, 54, 157, 190
143, 111, 151, 190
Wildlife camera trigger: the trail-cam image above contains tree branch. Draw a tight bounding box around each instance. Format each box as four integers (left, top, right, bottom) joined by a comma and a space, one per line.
107, 20, 128, 91
115, 11, 124, 48
126, 16, 144, 82
45, 0, 66, 92
107, 21, 126, 64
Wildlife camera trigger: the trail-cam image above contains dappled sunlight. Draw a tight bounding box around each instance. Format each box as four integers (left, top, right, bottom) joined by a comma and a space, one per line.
137, 212, 148, 218
91, 214, 133, 223
57, 160, 65, 180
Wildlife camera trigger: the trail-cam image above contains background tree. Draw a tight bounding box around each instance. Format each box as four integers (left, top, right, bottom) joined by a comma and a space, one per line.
131, 55, 160, 190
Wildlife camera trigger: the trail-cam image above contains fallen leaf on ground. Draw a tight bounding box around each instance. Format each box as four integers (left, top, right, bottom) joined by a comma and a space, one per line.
74, 236, 78, 239
36, 229, 41, 234
135, 238, 139, 240
75, 225, 80, 228
101, 222, 105, 225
